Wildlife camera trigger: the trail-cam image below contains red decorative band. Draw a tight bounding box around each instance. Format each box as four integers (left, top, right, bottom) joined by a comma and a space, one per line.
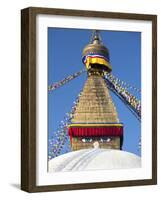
68, 126, 123, 138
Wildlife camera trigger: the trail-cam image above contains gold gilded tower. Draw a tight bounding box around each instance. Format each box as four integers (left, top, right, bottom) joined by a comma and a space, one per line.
68, 31, 123, 151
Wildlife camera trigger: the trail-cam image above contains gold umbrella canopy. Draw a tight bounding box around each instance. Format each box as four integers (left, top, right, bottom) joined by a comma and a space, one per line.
82, 30, 112, 73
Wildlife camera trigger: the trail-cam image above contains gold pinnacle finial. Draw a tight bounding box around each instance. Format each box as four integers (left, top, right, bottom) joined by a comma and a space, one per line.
82, 30, 112, 73
90, 30, 102, 44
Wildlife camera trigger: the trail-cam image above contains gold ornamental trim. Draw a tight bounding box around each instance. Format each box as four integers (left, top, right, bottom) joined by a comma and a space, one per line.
68, 123, 123, 127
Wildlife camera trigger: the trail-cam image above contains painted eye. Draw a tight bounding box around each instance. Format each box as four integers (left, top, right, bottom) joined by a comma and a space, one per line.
107, 138, 111, 142
82, 138, 86, 142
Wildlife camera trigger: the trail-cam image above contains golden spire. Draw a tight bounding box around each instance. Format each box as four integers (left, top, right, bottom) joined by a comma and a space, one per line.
68, 30, 123, 151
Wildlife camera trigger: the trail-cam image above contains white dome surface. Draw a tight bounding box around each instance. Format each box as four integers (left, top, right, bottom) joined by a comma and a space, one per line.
49, 148, 141, 172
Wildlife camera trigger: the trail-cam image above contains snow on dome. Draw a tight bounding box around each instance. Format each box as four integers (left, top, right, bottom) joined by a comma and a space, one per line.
48, 149, 141, 172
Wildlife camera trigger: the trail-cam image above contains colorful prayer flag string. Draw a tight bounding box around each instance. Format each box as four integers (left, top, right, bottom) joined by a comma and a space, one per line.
48, 90, 83, 160
48, 69, 85, 91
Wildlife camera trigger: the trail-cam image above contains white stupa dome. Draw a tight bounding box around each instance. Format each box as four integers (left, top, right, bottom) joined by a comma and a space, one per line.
49, 149, 141, 172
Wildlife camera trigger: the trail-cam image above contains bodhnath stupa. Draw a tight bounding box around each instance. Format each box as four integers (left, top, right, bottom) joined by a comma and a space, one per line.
49, 30, 141, 172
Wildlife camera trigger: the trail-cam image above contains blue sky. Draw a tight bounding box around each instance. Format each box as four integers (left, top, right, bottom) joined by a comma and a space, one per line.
48, 28, 141, 156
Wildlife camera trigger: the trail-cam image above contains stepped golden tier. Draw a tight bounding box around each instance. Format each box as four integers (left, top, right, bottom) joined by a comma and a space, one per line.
68, 31, 124, 151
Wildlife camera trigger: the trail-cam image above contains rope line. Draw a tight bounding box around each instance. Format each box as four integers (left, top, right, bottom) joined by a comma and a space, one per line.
105, 73, 141, 94
48, 69, 86, 91
48, 90, 83, 160
104, 74, 141, 121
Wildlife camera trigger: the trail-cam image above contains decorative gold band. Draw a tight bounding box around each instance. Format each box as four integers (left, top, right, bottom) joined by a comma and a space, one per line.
68, 123, 123, 127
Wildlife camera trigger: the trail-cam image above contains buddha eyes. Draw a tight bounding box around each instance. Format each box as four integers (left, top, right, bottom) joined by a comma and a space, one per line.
81, 137, 112, 143
100, 137, 112, 142
82, 138, 92, 143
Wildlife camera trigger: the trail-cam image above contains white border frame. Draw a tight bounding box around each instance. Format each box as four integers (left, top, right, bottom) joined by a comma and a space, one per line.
36, 14, 152, 186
